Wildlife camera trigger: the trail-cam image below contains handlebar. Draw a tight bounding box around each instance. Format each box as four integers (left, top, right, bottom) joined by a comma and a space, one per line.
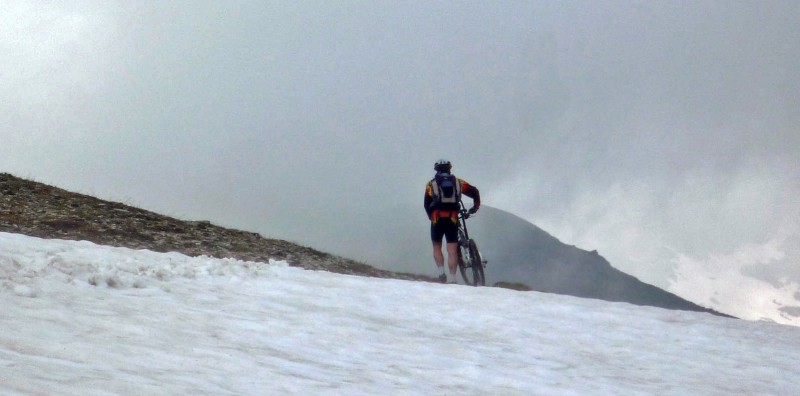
458, 199, 478, 219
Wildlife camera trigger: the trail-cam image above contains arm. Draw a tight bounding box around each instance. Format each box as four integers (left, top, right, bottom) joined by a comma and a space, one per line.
424, 182, 434, 218
460, 180, 481, 212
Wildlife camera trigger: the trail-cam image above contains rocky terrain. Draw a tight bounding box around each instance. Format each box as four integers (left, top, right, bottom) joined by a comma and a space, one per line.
0, 173, 431, 282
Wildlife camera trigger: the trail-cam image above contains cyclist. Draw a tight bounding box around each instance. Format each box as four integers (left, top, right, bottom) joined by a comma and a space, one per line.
424, 159, 480, 283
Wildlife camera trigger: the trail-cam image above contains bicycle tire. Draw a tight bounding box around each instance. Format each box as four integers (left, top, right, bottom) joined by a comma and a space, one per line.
456, 229, 472, 284
467, 239, 485, 286
458, 236, 485, 286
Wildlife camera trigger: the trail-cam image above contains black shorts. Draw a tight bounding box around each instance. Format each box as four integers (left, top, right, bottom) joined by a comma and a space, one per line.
431, 218, 458, 243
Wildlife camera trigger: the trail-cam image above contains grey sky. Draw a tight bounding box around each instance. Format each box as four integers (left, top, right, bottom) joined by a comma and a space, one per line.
2, 1, 798, 289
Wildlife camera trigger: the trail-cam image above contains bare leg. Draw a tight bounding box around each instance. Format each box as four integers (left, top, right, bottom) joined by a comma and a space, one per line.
446, 242, 459, 282
432, 241, 447, 283
432, 241, 445, 269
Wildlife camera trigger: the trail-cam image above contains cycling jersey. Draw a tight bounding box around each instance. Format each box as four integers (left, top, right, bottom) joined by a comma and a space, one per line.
424, 174, 480, 224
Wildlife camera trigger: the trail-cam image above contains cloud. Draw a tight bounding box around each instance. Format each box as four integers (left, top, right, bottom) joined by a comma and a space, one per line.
1, 2, 798, 294
505, 157, 800, 288
488, 1, 800, 288
669, 234, 800, 325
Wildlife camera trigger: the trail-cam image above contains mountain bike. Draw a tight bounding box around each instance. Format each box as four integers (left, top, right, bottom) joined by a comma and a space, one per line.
457, 203, 486, 286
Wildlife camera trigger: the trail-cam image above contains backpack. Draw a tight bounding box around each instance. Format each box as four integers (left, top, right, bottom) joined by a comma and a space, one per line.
431, 173, 461, 208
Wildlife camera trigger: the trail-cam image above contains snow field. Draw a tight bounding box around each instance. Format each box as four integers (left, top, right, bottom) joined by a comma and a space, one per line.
1, 232, 799, 395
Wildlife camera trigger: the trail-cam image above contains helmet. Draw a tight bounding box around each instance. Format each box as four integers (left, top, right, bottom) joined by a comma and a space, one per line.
434, 159, 452, 173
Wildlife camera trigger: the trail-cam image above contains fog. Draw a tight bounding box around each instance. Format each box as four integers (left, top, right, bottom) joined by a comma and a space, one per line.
2, 1, 798, 289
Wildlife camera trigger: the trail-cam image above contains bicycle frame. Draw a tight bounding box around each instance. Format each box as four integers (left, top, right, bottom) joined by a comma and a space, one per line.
457, 200, 472, 242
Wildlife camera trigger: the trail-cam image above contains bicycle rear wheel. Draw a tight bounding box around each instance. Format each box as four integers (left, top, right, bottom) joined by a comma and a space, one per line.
467, 239, 485, 286
459, 238, 485, 286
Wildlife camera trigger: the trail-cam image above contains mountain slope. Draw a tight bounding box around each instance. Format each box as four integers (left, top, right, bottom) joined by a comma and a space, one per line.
295, 203, 728, 316
0, 172, 728, 317
470, 207, 724, 313
0, 173, 429, 282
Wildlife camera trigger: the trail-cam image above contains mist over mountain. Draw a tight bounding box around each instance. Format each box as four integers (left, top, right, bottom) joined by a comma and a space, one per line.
292, 202, 724, 316
470, 207, 720, 312
2, 2, 798, 328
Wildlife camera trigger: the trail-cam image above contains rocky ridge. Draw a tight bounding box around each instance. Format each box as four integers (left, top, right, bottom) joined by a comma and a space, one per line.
0, 173, 431, 282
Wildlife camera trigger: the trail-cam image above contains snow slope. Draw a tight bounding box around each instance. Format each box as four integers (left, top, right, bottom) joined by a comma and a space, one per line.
1, 232, 798, 395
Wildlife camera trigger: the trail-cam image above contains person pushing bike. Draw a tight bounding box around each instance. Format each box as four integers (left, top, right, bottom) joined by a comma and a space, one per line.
424, 159, 481, 284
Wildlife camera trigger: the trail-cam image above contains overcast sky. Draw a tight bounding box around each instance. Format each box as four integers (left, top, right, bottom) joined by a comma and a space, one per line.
2, 1, 798, 289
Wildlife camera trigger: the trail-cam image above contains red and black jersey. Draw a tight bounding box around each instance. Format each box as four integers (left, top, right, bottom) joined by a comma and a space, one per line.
424, 175, 480, 223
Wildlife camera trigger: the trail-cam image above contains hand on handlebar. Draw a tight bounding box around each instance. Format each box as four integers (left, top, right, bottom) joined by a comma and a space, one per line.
461, 207, 478, 219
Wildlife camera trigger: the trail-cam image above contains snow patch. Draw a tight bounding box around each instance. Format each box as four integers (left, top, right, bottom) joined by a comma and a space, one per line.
0, 232, 288, 292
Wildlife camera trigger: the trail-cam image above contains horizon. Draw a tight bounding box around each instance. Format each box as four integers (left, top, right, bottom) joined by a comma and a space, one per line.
5, 171, 799, 325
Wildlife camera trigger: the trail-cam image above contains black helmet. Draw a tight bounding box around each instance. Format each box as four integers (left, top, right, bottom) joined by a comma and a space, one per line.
434, 159, 452, 173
